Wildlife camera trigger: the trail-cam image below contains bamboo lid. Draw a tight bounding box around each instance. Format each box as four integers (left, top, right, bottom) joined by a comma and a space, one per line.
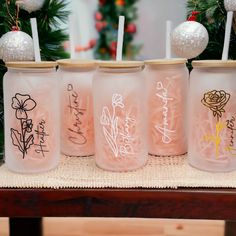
5, 61, 57, 68
97, 61, 144, 68
192, 60, 236, 68
145, 58, 187, 65
57, 59, 96, 68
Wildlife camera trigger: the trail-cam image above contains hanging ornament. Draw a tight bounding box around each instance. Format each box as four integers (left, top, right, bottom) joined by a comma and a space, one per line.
95, 21, 107, 32
0, 29, 34, 62
224, 0, 236, 11
224, 0, 236, 33
109, 41, 117, 59
171, 12, 209, 59
115, 0, 125, 7
99, 0, 106, 6
89, 39, 97, 48
125, 23, 136, 33
187, 11, 200, 21
95, 12, 103, 21
16, 0, 45, 13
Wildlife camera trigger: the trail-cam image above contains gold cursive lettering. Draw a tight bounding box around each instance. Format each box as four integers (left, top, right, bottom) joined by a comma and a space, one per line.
226, 116, 236, 156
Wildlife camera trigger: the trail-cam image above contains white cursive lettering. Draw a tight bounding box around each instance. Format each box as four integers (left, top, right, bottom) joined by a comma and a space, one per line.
119, 116, 136, 156
155, 81, 175, 143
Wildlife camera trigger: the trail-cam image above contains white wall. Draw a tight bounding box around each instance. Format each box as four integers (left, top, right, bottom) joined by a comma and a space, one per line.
67, 0, 187, 59
134, 0, 187, 60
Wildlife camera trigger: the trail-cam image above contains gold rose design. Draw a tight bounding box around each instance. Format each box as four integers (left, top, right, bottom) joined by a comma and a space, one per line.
201, 90, 230, 121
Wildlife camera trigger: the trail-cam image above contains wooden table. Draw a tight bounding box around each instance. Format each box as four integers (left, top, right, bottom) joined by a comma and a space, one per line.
1, 188, 236, 236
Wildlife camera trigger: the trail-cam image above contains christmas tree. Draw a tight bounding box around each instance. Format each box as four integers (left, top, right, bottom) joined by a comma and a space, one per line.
0, 0, 70, 156
94, 0, 141, 60
187, 0, 236, 60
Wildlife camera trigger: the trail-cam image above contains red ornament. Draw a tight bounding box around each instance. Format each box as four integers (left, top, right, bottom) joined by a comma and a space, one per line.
89, 39, 97, 48
99, 0, 106, 6
109, 41, 117, 59
126, 23, 136, 33
192, 11, 200, 15
75, 45, 84, 52
110, 41, 117, 52
95, 12, 103, 21
188, 11, 200, 21
110, 51, 116, 59
95, 21, 107, 31
12, 26, 20, 31
95, 22, 103, 31
115, 0, 125, 6
102, 21, 107, 27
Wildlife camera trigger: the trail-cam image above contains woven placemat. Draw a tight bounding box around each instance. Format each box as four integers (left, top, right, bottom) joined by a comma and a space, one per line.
0, 155, 236, 189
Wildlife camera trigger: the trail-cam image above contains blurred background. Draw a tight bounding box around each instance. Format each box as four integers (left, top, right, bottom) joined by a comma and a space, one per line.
63, 0, 186, 60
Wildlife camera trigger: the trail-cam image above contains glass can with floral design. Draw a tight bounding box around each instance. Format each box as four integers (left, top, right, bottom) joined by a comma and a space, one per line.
93, 61, 148, 172
3, 62, 60, 173
57, 59, 96, 157
188, 60, 236, 172
144, 59, 188, 157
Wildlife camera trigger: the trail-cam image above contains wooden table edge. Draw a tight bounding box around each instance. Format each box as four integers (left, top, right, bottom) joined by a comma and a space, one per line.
0, 187, 236, 219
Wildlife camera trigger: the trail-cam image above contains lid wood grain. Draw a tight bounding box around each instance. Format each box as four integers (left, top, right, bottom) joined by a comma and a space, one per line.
6, 61, 57, 68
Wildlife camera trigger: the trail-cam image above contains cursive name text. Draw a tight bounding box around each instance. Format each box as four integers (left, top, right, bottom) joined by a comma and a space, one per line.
119, 116, 136, 156
155, 81, 175, 143
67, 84, 87, 145
226, 116, 236, 156
34, 119, 49, 157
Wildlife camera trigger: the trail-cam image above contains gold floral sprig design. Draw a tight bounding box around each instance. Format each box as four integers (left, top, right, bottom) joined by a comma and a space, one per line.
201, 89, 231, 159
201, 90, 230, 122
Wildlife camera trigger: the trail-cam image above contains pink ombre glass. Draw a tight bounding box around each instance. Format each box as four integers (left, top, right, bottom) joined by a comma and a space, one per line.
145, 59, 188, 156
58, 59, 95, 157
93, 61, 148, 172
3, 62, 60, 173
188, 60, 236, 172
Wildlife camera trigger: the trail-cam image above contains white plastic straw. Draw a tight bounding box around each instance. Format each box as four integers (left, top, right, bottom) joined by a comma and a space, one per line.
165, 20, 172, 59
30, 18, 41, 62
116, 16, 125, 61
222, 11, 233, 60
69, 14, 76, 59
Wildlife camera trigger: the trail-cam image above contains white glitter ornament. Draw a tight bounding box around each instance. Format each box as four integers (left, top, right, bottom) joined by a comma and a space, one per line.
171, 21, 209, 59
0, 31, 34, 62
224, 0, 236, 11
16, 0, 45, 13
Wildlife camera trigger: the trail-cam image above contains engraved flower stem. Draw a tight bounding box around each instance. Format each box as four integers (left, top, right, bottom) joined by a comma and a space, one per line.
20, 118, 26, 158
112, 104, 116, 130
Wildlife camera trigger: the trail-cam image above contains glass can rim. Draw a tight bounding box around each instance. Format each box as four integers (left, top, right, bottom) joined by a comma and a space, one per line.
192, 60, 236, 68
96, 60, 144, 69
145, 58, 187, 65
57, 59, 96, 68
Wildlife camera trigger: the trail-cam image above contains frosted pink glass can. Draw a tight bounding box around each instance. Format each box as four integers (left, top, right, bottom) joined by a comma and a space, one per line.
188, 60, 236, 172
3, 62, 60, 173
57, 59, 96, 157
144, 59, 188, 156
93, 61, 148, 172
